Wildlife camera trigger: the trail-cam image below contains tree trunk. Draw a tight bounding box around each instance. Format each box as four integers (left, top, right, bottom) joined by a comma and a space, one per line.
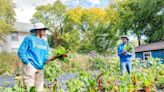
137, 35, 141, 46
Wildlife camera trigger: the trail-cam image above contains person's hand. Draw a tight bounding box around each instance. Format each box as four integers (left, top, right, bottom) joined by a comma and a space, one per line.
124, 51, 128, 55
62, 54, 68, 57
51, 56, 56, 61
45, 54, 68, 64
56, 54, 68, 58
45, 56, 56, 64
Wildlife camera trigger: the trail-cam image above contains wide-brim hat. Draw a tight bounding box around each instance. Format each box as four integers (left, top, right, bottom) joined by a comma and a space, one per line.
30, 22, 49, 32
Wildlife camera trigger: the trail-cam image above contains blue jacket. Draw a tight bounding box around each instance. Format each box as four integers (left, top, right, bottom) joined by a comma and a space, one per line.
18, 34, 49, 70
117, 43, 133, 62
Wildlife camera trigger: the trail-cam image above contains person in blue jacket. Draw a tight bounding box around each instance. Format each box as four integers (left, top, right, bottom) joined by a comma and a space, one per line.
18, 22, 60, 92
117, 36, 134, 76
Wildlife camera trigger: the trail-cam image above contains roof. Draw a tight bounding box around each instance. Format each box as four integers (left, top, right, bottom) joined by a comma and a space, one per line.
135, 41, 164, 52
14, 22, 32, 32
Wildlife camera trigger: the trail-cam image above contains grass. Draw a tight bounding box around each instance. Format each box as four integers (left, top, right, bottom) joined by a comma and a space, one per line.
58, 53, 118, 73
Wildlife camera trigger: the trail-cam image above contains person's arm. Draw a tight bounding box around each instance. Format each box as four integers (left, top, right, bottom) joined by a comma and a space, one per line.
17, 37, 30, 64
45, 56, 56, 64
44, 43, 50, 64
45, 54, 68, 64
127, 52, 133, 56
117, 45, 125, 56
44, 43, 58, 64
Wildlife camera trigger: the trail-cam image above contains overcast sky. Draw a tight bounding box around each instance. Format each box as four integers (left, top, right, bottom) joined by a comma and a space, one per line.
13, 0, 109, 23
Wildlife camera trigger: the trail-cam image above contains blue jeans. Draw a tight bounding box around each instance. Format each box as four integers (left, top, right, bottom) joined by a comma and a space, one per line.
120, 61, 132, 76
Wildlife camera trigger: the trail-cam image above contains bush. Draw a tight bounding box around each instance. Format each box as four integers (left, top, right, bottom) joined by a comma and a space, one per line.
0, 52, 18, 74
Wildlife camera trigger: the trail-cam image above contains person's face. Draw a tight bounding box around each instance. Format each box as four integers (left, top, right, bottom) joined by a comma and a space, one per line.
39, 29, 46, 37
121, 37, 128, 44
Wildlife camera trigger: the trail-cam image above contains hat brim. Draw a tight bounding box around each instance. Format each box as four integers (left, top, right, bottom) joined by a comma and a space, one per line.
30, 28, 49, 32
121, 36, 129, 40
121, 37, 129, 41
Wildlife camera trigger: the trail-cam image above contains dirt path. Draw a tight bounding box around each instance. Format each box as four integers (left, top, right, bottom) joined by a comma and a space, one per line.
0, 75, 17, 88
0, 73, 76, 92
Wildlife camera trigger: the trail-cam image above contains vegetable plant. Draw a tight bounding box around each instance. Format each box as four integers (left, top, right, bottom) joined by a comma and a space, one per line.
124, 43, 133, 52
52, 46, 69, 62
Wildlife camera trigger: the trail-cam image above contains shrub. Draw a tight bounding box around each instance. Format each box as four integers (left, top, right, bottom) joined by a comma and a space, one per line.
0, 52, 18, 74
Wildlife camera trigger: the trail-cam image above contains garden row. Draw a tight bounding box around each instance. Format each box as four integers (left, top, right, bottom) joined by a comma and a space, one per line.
1, 53, 164, 92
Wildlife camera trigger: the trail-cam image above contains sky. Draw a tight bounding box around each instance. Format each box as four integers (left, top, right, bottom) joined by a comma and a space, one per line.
13, 0, 109, 23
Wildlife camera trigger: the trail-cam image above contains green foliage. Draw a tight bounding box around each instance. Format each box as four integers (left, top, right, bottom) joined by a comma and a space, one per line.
116, 0, 164, 45
124, 44, 133, 52
2, 53, 163, 91
3, 78, 26, 92
0, 52, 17, 74
47, 35, 55, 48
65, 7, 119, 53
67, 71, 98, 92
62, 30, 80, 51
11, 86, 26, 92
67, 78, 85, 92
54, 46, 66, 57
65, 57, 163, 91
32, 4, 119, 53
32, 0, 163, 52
0, 0, 15, 42
29, 86, 36, 92
44, 62, 62, 82
52, 46, 69, 62
31, 0, 66, 31
31, 0, 66, 48
93, 25, 118, 53
89, 56, 110, 70
157, 76, 164, 89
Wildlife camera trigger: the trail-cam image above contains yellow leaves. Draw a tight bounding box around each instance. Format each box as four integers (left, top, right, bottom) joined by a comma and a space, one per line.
66, 7, 108, 25
106, 4, 119, 24
66, 7, 83, 25
87, 8, 107, 25
89, 8, 106, 17
115, 0, 129, 3
65, 4, 120, 32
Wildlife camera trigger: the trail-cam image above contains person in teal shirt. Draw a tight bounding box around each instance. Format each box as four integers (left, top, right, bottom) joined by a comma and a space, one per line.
117, 36, 134, 76
18, 22, 60, 91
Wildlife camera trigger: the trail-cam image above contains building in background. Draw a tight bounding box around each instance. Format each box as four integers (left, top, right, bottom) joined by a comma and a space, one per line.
135, 41, 164, 63
0, 22, 48, 53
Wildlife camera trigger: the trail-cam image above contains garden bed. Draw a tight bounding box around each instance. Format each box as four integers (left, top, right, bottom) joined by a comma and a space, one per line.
0, 53, 164, 92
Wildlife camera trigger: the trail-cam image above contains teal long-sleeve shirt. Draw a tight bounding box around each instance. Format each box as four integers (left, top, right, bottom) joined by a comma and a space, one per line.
117, 43, 134, 62
18, 34, 49, 70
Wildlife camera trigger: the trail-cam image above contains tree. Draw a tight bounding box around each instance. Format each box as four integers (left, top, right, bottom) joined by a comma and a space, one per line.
144, 0, 164, 43
31, 0, 66, 48
116, 0, 164, 45
0, 0, 15, 43
62, 30, 80, 51
65, 7, 119, 53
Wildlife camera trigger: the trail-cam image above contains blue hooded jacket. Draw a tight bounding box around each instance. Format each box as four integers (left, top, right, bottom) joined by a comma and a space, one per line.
18, 34, 49, 70
117, 43, 133, 62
